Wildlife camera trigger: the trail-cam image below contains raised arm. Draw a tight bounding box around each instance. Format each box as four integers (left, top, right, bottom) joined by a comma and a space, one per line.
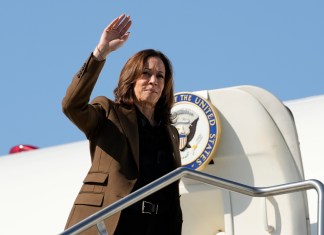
62, 14, 132, 138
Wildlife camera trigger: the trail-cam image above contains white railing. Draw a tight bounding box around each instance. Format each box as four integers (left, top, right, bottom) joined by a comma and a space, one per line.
59, 167, 324, 235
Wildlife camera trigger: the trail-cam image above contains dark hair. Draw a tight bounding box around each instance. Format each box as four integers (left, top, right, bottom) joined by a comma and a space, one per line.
114, 49, 174, 124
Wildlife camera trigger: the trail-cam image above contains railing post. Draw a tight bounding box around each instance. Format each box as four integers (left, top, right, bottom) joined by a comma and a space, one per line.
261, 197, 274, 233
96, 221, 108, 235
313, 180, 324, 235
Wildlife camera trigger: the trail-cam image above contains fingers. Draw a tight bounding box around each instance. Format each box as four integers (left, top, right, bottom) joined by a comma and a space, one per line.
119, 20, 132, 36
106, 14, 124, 30
106, 14, 131, 37
115, 15, 131, 31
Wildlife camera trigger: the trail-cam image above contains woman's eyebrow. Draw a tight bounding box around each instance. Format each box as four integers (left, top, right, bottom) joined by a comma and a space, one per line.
144, 67, 164, 74
157, 71, 165, 75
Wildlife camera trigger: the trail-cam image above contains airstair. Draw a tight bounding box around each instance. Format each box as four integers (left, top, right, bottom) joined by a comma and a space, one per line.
59, 167, 324, 235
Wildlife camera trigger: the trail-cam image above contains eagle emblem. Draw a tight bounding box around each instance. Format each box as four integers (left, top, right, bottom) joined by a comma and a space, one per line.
171, 92, 221, 170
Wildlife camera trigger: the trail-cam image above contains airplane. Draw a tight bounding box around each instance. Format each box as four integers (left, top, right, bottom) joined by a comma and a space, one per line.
0, 85, 323, 235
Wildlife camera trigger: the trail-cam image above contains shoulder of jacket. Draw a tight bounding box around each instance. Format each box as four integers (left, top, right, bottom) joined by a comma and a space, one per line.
90, 96, 116, 117
90, 96, 135, 117
91, 96, 114, 108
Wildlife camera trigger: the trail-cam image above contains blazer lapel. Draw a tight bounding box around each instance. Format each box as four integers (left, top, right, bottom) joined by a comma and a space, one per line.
115, 105, 140, 169
166, 125, 182, 167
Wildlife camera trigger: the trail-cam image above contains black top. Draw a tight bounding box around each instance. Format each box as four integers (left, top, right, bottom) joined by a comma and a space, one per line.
132, 107, 177, 203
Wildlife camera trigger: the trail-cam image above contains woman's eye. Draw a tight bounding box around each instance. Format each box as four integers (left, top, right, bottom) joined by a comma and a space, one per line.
143, 71, 150, 77
158, 74, 165, 79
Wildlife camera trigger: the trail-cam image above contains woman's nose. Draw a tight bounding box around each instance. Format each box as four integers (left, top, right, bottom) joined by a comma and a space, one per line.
148, 75, 158, 85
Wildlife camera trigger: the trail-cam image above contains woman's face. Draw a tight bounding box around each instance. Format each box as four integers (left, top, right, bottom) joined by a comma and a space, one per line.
134, 56, 165, 107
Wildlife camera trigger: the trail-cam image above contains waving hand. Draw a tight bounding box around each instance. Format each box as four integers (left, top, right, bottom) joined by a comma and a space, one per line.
94, 14, 132, 60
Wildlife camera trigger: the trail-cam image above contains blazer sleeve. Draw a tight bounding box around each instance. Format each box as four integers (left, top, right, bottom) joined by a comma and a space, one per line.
62, 53, 106, 138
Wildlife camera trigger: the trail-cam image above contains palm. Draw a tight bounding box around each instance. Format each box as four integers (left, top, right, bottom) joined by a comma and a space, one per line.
101, 31, 125, 52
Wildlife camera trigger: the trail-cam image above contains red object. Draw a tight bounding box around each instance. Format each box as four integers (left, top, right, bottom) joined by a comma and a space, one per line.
9, 145, 39, 154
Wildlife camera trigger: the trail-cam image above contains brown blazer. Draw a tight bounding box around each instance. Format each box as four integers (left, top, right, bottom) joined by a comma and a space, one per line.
62, 54, 182, 235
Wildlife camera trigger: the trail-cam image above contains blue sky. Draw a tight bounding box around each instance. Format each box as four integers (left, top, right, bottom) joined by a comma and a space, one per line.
0, 1, 323, 156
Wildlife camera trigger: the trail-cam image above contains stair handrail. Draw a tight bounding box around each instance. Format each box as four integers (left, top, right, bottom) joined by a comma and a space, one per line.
59, 167, 324, 235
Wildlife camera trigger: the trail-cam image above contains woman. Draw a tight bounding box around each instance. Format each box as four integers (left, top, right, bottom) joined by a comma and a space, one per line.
62, 14, 182, 235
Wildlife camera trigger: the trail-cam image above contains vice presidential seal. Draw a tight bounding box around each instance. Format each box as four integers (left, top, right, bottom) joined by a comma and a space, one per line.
171, 92, 221, 171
